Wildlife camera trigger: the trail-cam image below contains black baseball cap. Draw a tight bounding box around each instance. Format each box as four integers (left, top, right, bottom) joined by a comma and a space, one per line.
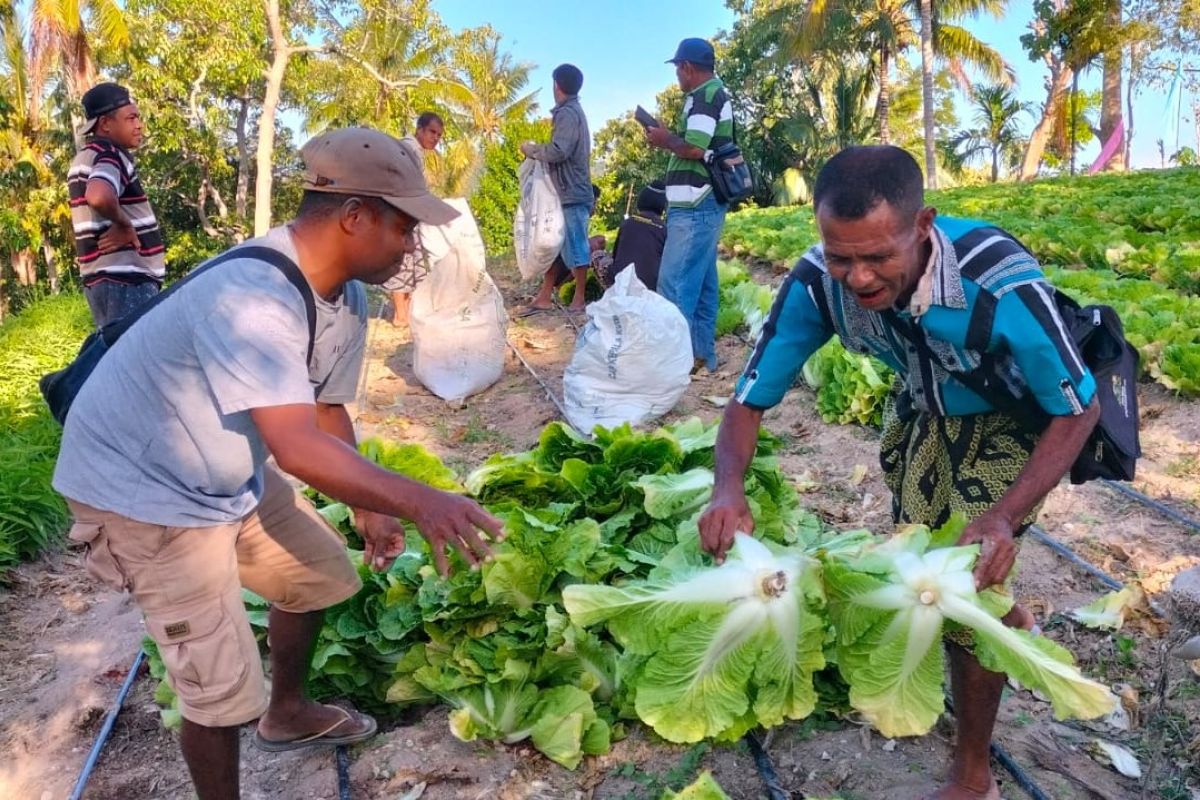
80, 82, 133, 135
667, 38, 715, 68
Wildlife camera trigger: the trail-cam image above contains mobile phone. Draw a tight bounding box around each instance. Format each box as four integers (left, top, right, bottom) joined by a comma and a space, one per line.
634, 105, 660, 129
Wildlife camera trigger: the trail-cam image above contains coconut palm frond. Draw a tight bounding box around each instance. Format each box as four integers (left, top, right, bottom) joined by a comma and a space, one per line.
933, 22, 1008, 83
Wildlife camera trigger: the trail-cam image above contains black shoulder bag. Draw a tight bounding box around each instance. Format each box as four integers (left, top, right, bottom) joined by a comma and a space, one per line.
704, 117, 754, 205
40, 246, 316, 425
887, 290, 1141, 485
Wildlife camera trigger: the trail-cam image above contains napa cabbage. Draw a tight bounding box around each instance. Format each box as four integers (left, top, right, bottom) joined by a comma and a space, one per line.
563, 534, 827, 743
823, 525, 1117, 737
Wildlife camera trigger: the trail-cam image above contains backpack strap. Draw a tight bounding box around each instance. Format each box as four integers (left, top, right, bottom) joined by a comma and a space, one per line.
102, 245, 317, 367
883, 310, 1047, 429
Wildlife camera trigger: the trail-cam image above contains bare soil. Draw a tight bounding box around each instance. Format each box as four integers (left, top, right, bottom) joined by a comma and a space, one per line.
2, 258, 1198, 800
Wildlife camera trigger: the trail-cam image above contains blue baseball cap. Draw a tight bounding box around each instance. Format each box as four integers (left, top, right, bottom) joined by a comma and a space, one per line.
667, 38, 715, 68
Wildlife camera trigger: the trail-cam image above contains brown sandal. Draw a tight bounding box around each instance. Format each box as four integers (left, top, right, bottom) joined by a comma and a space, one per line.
254, 706, 377, 752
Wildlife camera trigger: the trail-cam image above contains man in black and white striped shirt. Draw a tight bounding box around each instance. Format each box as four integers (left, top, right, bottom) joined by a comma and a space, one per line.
67, 82, 166, 327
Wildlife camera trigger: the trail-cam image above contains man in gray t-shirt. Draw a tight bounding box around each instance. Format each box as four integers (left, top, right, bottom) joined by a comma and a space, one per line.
53, 127, 503, 799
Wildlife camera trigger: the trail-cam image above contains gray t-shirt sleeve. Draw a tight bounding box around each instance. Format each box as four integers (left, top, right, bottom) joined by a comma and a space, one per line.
193, 264, 316, 415
314, 281, 368, 404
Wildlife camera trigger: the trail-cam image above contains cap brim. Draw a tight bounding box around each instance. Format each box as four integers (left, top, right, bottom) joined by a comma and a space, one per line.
80, 117, 99, 135
383, 192, 460, 226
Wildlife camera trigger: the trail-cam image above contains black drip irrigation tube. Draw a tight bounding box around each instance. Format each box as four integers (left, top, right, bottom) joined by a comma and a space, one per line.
336, 744, 353, 800
942, 699, 1052, 800
69, 647, 360, 800
1101, 478, 1200, 534
744, 724, 1054, 800
744, 732, 790, 800
69, 648, 146, 800
1027, 525, 1123, 592
1029, 523, 1168, 617
990, 741, 1052, 800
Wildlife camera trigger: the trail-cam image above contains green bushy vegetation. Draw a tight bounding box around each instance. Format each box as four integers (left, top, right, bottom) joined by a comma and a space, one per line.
0, 293, 92, 577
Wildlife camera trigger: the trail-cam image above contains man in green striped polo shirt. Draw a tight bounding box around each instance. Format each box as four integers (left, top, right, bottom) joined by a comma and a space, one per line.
645, 37, 734, 373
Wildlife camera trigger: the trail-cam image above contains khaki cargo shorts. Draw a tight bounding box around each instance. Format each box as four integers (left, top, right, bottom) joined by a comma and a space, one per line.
66, 465, 362, 727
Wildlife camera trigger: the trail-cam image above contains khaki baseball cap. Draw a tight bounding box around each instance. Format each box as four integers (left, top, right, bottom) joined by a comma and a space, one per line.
300, 127, 458, 226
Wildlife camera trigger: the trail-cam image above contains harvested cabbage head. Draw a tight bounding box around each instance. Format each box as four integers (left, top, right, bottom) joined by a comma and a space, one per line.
563, 534, 826, 743
824, 528, 1117, 737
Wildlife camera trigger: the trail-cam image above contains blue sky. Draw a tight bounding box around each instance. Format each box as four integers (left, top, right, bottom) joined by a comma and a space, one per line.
435, 0, 738, 127
434, 0, 1194, 171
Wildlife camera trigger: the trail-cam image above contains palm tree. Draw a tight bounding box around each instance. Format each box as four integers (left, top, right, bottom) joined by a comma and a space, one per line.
423, 27, 538, 200
776, 0, 1006, 151
307, 0, 461, 137
27, 0, 128, 137
950, 84, 1028, 182
0, 7, 61, 297
424, 138, 483, 198
255, 0, 454, 235
772, 59, 878, 175
446, 27, 538, 143
916, 0, 1009, 189
784, 0, 912, 144
918, 0, 937, 185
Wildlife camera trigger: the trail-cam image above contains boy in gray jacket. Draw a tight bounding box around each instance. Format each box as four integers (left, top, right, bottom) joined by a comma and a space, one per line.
520, 63, 592, 313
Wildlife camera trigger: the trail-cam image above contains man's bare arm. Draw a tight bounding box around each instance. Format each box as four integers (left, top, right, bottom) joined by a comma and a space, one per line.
697, 399, 764, 562
644, 125, 704, 160
960, 399, 1100, 588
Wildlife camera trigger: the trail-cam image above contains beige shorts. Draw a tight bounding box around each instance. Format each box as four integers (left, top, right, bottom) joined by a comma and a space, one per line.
66, 465, 361, 727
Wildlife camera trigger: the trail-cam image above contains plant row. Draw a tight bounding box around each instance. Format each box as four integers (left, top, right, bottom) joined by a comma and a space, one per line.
0, 294, 92, 579
146, 424, 1114, 769
723, 168, 1200, 294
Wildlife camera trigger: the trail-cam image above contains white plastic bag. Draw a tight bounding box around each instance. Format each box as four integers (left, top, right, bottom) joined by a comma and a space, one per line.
513, 159, 564, 281
562, 267, 693, 432
411, 198, 508, 404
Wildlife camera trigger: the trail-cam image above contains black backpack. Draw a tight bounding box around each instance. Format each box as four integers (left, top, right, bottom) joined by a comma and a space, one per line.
890, 290, 1141, 485
40, 246, 315, 425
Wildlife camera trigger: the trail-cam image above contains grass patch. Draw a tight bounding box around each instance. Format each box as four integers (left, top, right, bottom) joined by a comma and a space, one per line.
611, 742, 710, 799
0, 293, 93, 577
1166, 454, 1200, 479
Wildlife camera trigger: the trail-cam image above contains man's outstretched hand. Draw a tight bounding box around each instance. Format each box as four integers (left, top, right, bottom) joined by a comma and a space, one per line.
409, 488, 505, 577
355, 510, 408, 572
698, 490, 754, 564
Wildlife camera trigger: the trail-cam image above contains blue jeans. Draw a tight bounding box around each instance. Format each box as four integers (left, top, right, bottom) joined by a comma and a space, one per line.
657, 193, 727, 370
560, 202, 592, 268
83, 277, 161, 328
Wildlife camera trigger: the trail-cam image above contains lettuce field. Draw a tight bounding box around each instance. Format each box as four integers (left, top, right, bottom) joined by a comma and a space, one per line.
1, 168, 1199, 799
723, 167, 1200, 426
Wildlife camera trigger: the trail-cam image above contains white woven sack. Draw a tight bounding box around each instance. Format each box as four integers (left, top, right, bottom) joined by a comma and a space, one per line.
562, 267, 693, 432
513, 159, 564, 281
411, 198, 508, 404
